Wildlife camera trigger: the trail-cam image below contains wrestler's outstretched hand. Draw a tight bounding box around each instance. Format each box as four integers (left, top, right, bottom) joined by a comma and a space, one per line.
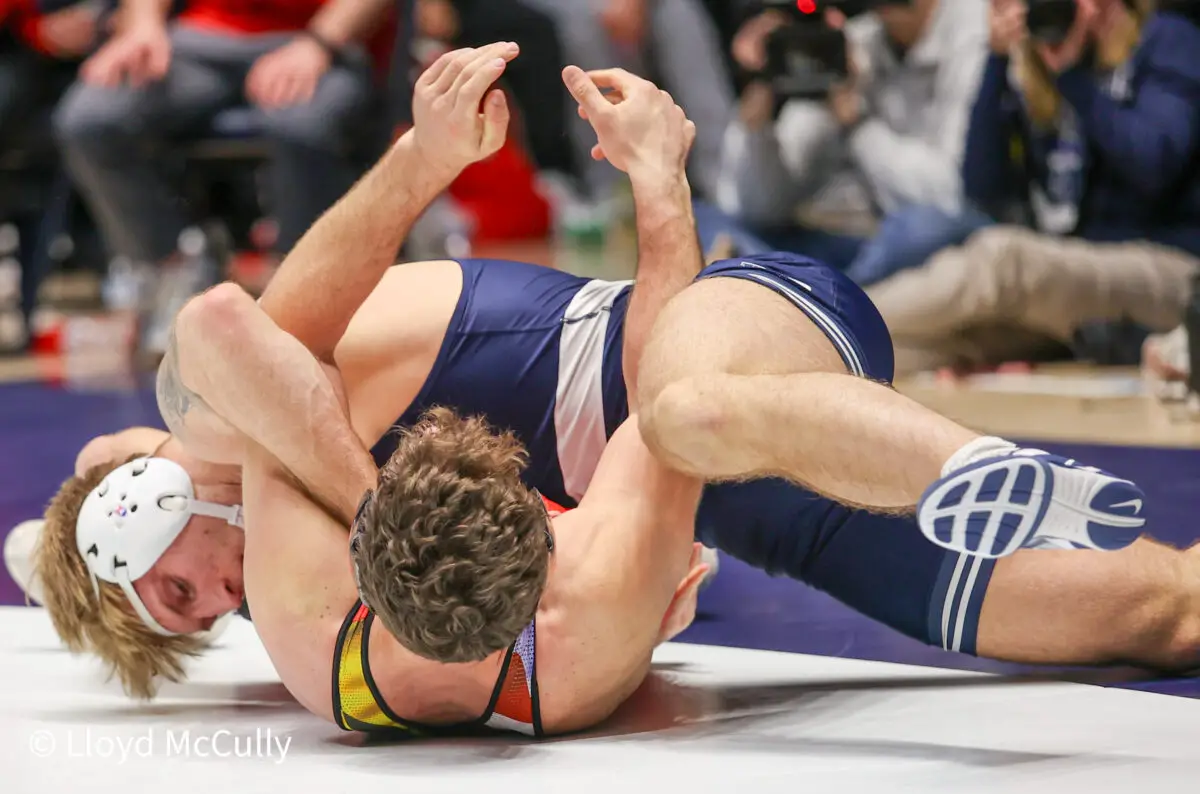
562, 65, 696, 184
411, 42, 517, 179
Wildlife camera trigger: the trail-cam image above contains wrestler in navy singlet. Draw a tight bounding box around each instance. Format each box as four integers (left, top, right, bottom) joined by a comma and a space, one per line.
369, 255, 995, 657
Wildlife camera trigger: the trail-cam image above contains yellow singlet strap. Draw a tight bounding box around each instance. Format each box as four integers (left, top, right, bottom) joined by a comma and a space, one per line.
332, 600, 417, 734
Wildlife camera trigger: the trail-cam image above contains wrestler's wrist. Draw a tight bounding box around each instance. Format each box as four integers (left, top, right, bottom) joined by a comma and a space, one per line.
629, 168, 690, 206
391, 132, 460, 190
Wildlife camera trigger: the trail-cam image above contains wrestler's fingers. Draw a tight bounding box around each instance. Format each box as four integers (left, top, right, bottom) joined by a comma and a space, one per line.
452, 42, 518, 101
480, 89, 510, 155
419, 47, 472, 90
456, 55, 511, 113
429, 47, 477, 95
576, 91, 621, 121
563, 65, 615, 118
587, 67, 651, 99
590, 143, 605, 161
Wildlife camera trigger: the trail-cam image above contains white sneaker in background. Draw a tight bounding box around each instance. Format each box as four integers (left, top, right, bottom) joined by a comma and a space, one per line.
101, 257, 157, 314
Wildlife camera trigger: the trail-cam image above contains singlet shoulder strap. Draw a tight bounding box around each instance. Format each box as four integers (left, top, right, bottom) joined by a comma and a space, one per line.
331, 600, 543, 737
331, 600, 424, 735
482, 620, 543, 737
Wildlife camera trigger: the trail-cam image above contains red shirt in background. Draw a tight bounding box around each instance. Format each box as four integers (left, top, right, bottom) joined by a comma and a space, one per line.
1, 0, 51, 54
177, 0, 394, 77
178, 0, 327, 34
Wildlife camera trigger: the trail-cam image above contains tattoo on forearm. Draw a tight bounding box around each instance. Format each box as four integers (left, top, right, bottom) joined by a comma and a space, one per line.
156, 325, 210, 441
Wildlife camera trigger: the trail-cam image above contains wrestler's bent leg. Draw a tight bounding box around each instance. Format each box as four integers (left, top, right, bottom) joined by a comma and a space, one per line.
639, 254, 1146, 557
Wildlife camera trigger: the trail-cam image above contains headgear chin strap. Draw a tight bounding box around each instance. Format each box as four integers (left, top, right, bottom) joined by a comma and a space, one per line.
75, 457, 244, 636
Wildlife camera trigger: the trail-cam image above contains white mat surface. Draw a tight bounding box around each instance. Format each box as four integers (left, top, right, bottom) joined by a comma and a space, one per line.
2, 606, 1196, 793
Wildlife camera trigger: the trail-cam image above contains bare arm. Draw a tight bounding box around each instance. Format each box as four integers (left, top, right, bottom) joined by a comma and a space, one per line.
257, 43, 517, 364
240, 441, 359, 720
163, 284, 376, 526
307, 0, 394, 47
542, 418, 702, 734
155, 336, 247, 467
256, 134, 449, 364
622, 174, 703, 411
119, 0, 169, 28
162, 47, 517, 524
561, 67, 703, 410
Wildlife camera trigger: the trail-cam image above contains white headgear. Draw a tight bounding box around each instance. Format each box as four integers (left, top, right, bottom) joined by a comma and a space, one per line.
75, 457, 244, 636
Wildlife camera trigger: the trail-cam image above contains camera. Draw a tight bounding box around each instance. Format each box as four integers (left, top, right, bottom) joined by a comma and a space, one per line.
758, 0, 912, 100
1026, 0, 1077, 45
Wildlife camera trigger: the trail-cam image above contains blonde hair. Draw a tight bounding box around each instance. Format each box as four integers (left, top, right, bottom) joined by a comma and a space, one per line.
1015, 0, 1156, 127
35, 456, 205, 699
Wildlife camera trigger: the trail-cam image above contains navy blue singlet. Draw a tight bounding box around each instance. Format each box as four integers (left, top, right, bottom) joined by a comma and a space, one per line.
368, 255, 998, 657
369, 258, 632, 508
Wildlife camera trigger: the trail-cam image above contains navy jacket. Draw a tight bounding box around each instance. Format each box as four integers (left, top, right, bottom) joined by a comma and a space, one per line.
962, 12, 1200, 256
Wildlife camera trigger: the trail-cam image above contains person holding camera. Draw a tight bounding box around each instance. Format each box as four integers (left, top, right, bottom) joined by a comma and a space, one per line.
866, 0, 1200, 375
706, 0, 988, 272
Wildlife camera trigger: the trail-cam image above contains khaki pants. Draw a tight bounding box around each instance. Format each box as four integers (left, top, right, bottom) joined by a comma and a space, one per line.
865, 226, 1199, 375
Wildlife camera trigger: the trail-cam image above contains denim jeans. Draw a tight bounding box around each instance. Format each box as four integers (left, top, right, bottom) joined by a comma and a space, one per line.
692, 199, 863, 270
844, 205, 995, 287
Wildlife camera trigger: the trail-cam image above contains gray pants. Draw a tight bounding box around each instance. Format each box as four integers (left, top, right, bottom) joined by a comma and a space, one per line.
866, 227, 1200, 375
53, 25, 376, 263
522, 0, 733, 198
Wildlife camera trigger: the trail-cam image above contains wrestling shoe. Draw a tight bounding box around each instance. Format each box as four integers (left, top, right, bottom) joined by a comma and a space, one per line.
917, 448, 1146, 559
4, 519, 45, 604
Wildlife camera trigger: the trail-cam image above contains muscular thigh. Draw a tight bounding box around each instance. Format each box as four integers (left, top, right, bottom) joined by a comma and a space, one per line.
639, 277, 847, 403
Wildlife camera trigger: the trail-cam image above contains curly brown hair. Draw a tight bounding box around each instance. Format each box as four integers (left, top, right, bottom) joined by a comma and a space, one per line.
35, 456, 206, 699
351, 407, 552, 663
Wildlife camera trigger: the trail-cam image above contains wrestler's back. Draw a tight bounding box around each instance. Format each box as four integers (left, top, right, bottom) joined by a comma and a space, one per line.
367, 257, 632, 507
337, 260, 465, 448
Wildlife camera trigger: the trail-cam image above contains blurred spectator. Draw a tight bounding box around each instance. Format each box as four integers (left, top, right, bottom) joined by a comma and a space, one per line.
1143, 322, 1187, 387
709, 0, 988, 269
418, 0, 580, 188
404, 0, 596, 241
52, 0, 394, 357
0, 1, 100, 150
520, 0, 735, 202
868, 0, 1200, 375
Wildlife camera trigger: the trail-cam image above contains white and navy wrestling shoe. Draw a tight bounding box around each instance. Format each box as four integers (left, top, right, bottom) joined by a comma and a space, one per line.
917, 449, 1147, 559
